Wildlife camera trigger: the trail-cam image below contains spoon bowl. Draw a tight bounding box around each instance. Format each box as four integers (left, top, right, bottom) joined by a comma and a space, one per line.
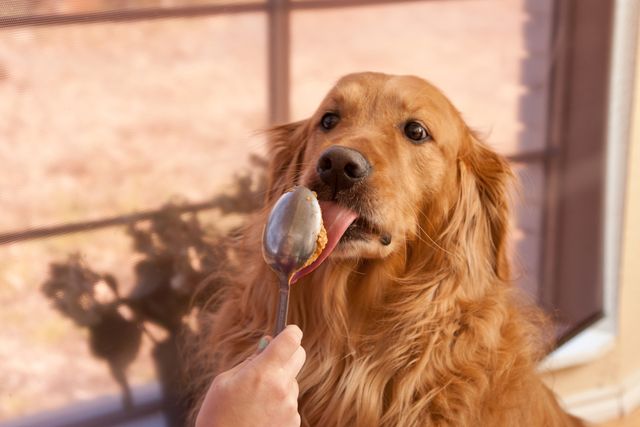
262, 186, 323, 334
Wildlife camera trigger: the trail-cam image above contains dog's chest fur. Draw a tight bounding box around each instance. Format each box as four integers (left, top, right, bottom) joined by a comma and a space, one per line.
287, 261, 518, 427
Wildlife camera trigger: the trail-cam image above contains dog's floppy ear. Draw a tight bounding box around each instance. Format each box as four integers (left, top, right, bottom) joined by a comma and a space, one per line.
460, 132, 513, 280
264, 120, 309, 204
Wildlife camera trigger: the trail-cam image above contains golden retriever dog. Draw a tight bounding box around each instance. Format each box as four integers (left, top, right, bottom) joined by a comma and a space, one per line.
188, 72, 583, 426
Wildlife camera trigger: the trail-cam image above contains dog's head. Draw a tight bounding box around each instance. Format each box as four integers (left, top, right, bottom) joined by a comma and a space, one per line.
266, 72, 512, 279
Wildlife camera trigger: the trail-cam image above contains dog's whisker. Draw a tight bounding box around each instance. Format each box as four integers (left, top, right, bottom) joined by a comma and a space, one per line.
407, 205, 455, 257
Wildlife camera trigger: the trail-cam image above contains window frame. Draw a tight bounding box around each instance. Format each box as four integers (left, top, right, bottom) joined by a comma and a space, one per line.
539, 0, 614, 344
540, 0, 636, 370
0, 0, 619, 343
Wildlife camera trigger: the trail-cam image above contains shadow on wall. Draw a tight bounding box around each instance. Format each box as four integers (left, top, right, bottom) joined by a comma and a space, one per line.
39, 155, 268, 426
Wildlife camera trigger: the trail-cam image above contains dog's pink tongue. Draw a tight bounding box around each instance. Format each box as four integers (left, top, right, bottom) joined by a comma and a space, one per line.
291, 201, 357, 284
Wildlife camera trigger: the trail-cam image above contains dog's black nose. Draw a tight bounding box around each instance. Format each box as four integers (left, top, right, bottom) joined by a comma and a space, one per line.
317, 146, 371, 191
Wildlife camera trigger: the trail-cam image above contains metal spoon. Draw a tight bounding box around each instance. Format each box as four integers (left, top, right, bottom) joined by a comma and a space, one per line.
262, 186, 323, 335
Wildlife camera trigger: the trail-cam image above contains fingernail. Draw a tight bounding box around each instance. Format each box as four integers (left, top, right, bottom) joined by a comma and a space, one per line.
257, 336, 269, 352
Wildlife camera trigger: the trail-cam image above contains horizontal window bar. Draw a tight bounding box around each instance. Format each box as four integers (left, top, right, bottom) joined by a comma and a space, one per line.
0, 0, 438, 29
507, 148, 556, 164
0, 2, 267, 28
0, 200, 221, 246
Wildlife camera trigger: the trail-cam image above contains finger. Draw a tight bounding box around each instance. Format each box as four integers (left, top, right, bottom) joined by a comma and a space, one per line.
284, 380, 300, 418
283, 345, 306, 379
255, 324, 303, 369
292, 412, 301, 427
290, 378, 299, 398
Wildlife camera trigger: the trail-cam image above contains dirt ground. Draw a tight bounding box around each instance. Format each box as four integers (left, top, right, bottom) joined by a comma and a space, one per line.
0, 0, 555, 422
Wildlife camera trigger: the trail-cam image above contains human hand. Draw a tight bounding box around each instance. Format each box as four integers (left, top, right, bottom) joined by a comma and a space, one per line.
195, 325, 306, 427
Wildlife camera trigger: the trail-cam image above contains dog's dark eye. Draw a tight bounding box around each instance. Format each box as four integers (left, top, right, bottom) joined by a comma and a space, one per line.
320, 112, 340, 130
404, 121, 431, 143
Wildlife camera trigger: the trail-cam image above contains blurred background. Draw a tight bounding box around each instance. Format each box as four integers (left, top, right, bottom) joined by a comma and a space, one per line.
0, 0, 638, 426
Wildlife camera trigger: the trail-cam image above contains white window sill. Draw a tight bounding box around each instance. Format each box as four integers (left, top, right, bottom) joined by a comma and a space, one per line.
537, 321, 616, 373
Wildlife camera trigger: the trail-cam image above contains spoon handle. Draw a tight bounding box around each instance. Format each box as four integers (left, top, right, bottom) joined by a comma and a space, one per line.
274, 275, 290, 335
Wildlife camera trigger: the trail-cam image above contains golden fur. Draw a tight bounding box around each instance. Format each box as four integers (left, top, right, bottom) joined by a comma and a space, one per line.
187, 73, 583, 426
